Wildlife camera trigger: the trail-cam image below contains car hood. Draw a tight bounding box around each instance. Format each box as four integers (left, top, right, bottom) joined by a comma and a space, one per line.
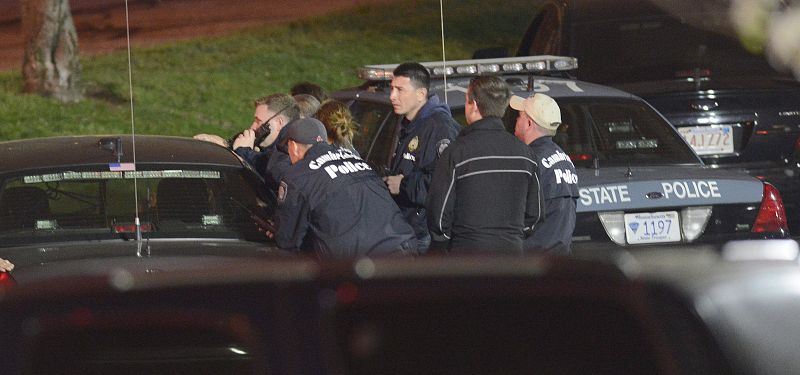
576, 165, 764, 213
1, 240, 289, 285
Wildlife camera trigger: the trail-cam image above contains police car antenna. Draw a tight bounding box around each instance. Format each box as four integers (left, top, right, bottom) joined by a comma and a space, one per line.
123, 0, 143, 244
438, 0, 448, 104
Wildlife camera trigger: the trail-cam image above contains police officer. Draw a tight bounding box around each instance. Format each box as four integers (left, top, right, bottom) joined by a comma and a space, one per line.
384, 62, 461, 252
427, 76, 541, 254
511, 93, 579, 255
274, 118, 417, 258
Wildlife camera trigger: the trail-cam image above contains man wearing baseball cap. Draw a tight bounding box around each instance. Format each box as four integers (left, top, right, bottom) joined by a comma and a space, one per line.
273, 118, 417, 258
511, 93, 579, 255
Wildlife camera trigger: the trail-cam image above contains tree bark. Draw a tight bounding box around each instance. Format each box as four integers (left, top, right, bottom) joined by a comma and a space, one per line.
21, 0, 83, 102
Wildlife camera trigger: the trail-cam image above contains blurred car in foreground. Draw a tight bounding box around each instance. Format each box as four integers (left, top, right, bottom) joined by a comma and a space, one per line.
0, 135, 284, 286
514, 0, 800, 232
0, 242, 799, 374
332, 56, 789, 252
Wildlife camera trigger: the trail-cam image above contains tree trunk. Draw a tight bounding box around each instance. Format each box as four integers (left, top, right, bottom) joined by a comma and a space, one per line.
21, 0, 83, 103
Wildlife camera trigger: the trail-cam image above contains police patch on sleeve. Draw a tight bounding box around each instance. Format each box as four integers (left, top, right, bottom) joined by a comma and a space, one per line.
277, 181, 288, 205
436, 139, 451, 157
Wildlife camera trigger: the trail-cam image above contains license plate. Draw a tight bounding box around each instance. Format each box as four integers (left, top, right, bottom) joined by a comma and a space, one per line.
677, 125, 734, 155
624, 211, 681, 244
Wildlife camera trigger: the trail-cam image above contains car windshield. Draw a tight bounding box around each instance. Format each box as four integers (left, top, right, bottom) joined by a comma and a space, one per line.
0, 167, 270, 247
504, 98, 699, 167
572, 14, 784, 84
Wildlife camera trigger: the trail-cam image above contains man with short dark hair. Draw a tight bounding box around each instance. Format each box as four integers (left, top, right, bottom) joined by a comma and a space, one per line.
274, 118, 417, 258
384, 62, 460, 252
427, 76, 541, 254
511, 93, 578, 255
290, 81, 328, 102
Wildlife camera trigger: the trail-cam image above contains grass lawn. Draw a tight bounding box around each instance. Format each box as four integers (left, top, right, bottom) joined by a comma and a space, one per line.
0, 0, 537, 141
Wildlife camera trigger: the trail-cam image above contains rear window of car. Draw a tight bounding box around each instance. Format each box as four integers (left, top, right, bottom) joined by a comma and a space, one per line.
504, 98, 699, 167
334, 294, 663, 374
0, 167, 270, 247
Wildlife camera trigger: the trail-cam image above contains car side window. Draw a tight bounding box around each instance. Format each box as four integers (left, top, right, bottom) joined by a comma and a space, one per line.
553, 103, 596, 168
349, 100, 400, 171
517, 3, 563, 56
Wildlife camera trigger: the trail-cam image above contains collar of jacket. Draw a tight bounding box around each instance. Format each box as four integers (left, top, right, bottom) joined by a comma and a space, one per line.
401, 95, 451, 133
528, 135, 554, 147
302, 142, 337, 160
461, 116, 506, 135
273, 124, 292, 152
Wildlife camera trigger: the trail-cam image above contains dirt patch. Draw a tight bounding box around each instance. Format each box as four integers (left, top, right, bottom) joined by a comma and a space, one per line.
0, 0, 395, 71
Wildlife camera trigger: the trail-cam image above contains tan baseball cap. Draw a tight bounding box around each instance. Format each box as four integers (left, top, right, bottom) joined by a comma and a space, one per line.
509, 93, 562, 131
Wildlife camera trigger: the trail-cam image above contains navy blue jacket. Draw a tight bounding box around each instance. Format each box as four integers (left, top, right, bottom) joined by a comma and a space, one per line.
427, 117, 541, 254
275, 143, 417, 258
525, 136, 579, 255
235, 126, 292, 196
389, 95, 461, 241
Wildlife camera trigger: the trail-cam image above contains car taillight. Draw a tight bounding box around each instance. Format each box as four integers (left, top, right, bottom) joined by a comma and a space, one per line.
113, 223, 153, 234
752, 183, 788, 233
0, 271, 16, 289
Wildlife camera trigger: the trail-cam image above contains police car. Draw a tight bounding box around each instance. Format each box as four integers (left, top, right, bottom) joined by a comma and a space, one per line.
332, 56, 789, 251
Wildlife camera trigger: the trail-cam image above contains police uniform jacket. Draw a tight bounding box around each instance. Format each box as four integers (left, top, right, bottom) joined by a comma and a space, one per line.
275, 143, 417, 258
389, 95, 461, 240
427, 117, 542, 254
525, 136, 579, 255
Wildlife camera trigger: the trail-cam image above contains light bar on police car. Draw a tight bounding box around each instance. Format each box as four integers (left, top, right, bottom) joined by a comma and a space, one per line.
357, 55, 579, 80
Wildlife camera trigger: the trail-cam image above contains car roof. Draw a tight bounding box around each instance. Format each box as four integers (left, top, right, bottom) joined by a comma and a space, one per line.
0, 135, 242, 174
433, 75, 637, 107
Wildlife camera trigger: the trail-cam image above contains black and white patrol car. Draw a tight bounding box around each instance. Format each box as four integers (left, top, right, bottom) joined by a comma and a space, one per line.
332, 56, 790, 252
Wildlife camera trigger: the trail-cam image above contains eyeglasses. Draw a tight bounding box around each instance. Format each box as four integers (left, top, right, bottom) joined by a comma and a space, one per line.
258, 105, 290, 129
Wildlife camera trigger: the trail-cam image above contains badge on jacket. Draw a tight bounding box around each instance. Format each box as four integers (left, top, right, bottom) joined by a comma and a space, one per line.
408, 136, 419, 152
436, 139, 451, 157
278, 181, 288, 204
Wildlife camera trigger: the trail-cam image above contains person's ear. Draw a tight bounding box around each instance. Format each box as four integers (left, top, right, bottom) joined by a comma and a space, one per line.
287, 140, 300, 163
417, 87, 427, 102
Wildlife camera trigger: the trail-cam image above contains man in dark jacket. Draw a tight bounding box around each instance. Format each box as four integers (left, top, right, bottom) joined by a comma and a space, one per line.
511, 93, 579, 255
232, 93, 300, 196
384, 62, 461, 252
275, 118, 417, 258
427, 76, 541, 254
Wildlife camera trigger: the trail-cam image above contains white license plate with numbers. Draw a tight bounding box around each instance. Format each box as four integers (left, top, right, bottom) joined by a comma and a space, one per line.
624, 211, 681, 244
678, 125, 734, 155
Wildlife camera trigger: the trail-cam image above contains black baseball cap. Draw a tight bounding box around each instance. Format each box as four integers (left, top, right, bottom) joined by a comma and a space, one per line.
282, 118, 327, 145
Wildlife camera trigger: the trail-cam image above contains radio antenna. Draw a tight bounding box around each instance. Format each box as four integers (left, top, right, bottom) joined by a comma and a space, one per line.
439, 0, 448, 104
123, 0, 142, 244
